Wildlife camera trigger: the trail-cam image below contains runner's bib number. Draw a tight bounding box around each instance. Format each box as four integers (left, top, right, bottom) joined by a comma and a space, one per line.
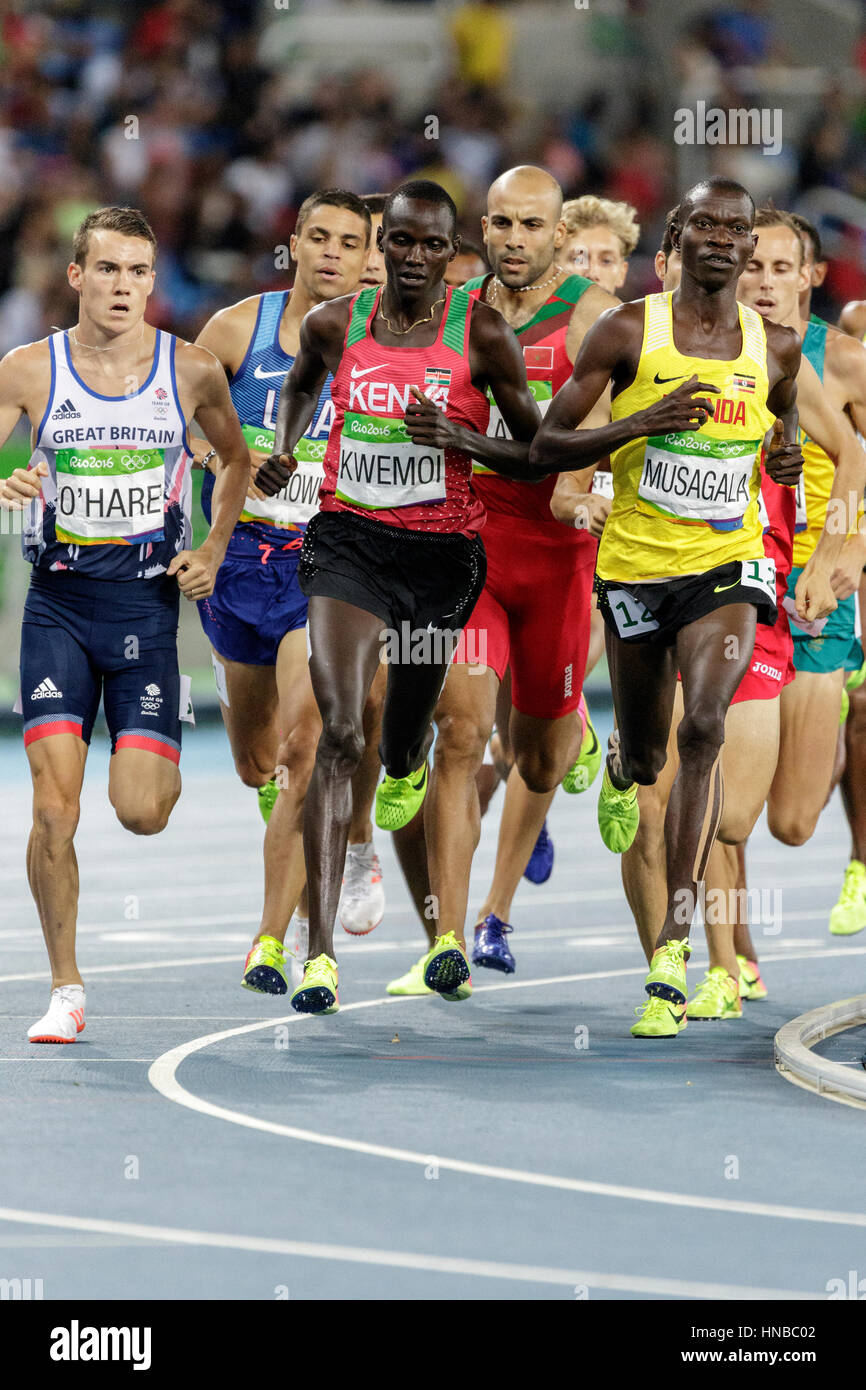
239, 425, 324, 526
336, 413, 445, 509
638, 433, 758, 526
591, 469, 614, 499
606, 588, 660, 638
54, 448, 164, 544
739, 556, 776, 603
473, 380, 552, 475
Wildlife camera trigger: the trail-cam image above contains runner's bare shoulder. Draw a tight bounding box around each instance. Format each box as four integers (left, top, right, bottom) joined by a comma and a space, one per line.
0, 337, 53, 409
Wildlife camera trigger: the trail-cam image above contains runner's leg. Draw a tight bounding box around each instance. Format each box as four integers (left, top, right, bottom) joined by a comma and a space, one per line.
25, 735, 87, 989
304, 596, 386, 962
211, 649, 280, 788
427, 662, 499, 948
257, 626, 321, 943
657, 604, 755, 945
767, 669, 845, 845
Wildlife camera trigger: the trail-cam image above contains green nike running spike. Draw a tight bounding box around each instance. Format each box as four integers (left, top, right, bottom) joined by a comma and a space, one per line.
687, 967, 742, 1020
291, 953, 339, 1014
631, 995, 687, 1037
375, 762, 428, 832
562, 698, 602, 794
242, 935, 288, 995
645, 937, 690, 1005
257, 778, 279, 825
829, 860, 866, 936
423, 931, 471, 998
597, 766, 639, 852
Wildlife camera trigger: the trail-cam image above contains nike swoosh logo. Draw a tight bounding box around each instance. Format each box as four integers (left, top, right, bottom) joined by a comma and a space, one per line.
253, 365, 289, 380
350, 363, 388, 379
653, 372, 685, 385
713, 580, 739, 593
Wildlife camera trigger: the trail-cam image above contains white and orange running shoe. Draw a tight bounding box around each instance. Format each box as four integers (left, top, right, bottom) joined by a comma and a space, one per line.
339, 841, 385, 935
28, 985, 86, 1043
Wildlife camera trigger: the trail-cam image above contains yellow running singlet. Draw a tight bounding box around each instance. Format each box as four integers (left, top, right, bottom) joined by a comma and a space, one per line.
598, 292, 774, 582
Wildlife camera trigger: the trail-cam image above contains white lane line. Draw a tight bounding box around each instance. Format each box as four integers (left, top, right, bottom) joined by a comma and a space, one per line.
3, 941, 862, 991
147, 958, 866, 1231
0, 1207, 818, 1299
0, 1058, 153, 1063
0, 955, 240, 984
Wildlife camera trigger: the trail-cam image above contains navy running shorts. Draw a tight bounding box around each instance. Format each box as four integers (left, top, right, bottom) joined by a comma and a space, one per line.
197, 543, 307, 667
20, 568, 183, 763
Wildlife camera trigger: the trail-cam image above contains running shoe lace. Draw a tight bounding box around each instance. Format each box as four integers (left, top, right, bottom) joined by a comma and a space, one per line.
693, 970, 726, 1008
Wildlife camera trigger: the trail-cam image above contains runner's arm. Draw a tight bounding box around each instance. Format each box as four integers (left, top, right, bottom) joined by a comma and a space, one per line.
403, 301, 541, 479
0, 345, 47, 506
563, 283, 620, 365
255, 306, 332, 497
796, 354, 866, 576
188, 303, 255, 470
530, 305, 717, 474
184, 348, 250, 562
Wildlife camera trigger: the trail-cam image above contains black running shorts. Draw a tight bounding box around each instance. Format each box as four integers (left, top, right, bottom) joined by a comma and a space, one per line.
594, 557, 778, 645
298, 510, 487, 635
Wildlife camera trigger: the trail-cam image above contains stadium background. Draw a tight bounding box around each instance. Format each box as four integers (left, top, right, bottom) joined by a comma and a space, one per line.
0, 0, 864, 715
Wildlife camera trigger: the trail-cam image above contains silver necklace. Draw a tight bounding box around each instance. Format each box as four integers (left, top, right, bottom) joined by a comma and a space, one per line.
487, 265, 563, 306
69, 322, 145, 353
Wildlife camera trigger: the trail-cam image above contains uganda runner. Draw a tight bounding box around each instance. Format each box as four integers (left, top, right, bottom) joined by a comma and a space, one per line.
255, 179, 540, 1014
531, 176, 815, 1033
0, 206, 249, 1043
620, 207, 865, 1029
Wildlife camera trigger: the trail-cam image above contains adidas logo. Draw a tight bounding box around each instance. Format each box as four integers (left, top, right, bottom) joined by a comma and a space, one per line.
51, 398, 81, 420
32, 677, 62, 700
145, 683, 161, 696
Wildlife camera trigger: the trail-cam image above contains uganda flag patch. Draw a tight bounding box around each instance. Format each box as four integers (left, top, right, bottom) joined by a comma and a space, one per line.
733, 373, 756, 394
425, 367, 452, 388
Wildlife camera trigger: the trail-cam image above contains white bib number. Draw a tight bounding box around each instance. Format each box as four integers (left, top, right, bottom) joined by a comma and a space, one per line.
336, 437, 445, 510
591, 469, 614, 499
739, 556, 776, 603
638, 436, 756, 524
606, 588, 660, 638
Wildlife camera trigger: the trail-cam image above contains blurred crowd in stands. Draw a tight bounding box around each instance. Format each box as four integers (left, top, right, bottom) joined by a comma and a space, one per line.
0, 0, 864, 357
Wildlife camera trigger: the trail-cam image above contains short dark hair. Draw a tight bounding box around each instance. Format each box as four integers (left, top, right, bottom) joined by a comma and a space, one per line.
790, 212, 823, 264
362, 193, 387, 216
383, 180, 458, 238
294, 189, 372, 244
73, 206, 157, 267
660, 206, 679, 259
754, 205, 805, 265
455, 239, 486, 263
677, 176, 756, 227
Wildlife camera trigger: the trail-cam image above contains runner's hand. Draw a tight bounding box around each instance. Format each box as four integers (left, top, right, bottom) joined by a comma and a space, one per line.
830, 536, 866, 600
167, 544, 222, 601
763, 418, 803, 487
246, 447, 271, 502
405, 387, 463, 449
551, 489, 610, 537
633, 376, 718, 436
794, 564, 837, 622
255, 451, 297, 498
0, 460, 47, 508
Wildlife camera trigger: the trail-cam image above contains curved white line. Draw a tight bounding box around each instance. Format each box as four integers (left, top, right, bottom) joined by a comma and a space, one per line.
148, 960, 866, 1230
0, 1206, 819, 1299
